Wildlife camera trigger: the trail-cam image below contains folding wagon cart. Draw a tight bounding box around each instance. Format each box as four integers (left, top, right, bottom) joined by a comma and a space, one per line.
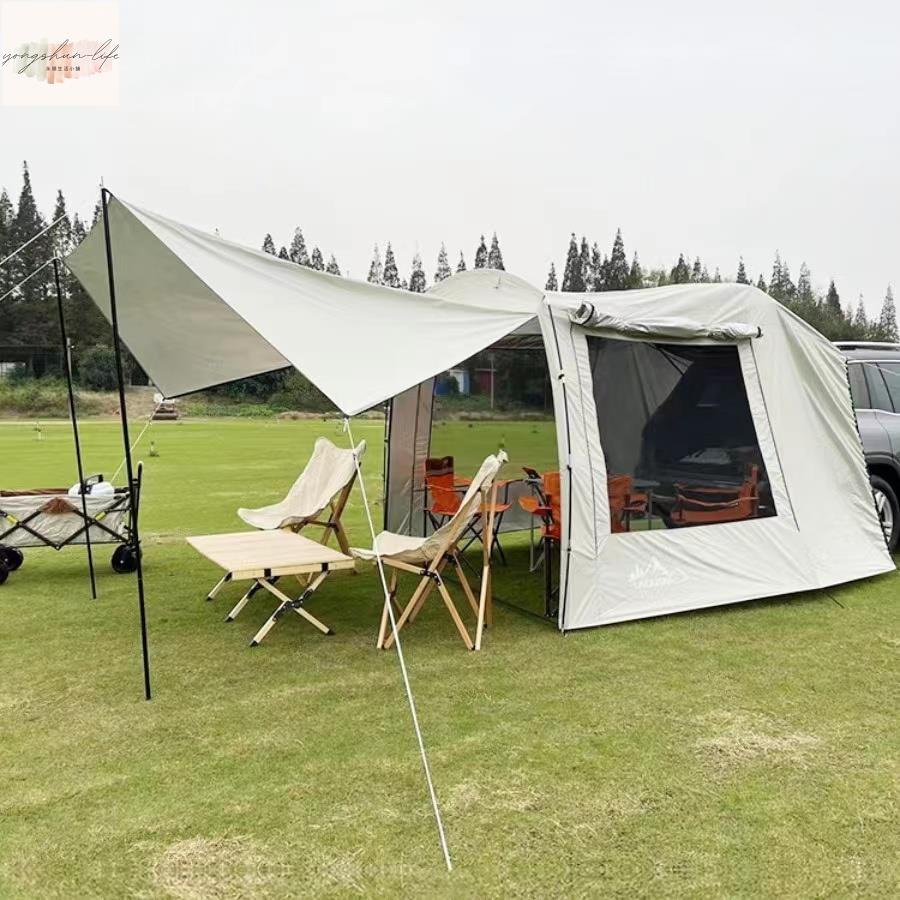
0, 468, 142, 585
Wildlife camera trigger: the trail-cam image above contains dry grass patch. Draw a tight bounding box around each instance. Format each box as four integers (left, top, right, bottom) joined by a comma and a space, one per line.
696, 711, 822, 769
151, 836, 287, 900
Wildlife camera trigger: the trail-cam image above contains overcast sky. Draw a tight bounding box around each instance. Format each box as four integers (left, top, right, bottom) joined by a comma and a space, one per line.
2, 0, 898, 313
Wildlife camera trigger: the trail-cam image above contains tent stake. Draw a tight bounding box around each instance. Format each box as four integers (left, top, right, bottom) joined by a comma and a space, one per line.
53, 258, 97, 601
101, 188, 152, 701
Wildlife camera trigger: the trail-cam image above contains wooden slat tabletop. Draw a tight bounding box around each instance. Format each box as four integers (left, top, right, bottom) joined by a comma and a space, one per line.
187, 530, 355, 577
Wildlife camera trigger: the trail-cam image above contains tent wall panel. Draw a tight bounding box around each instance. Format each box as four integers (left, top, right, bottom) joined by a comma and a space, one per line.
385, 379, 435, 536
544, 291, 893, 631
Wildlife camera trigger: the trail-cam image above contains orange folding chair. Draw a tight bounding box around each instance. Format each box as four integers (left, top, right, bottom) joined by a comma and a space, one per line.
671, 465, 760, 525
425, 455, 510, 563
518, 469, 561, 617
607, 474, 649, 533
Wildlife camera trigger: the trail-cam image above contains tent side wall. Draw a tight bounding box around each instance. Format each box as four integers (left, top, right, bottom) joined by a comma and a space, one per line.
385, 379, 436, 534
542, 291, 893, 631
383, 337, 561, 541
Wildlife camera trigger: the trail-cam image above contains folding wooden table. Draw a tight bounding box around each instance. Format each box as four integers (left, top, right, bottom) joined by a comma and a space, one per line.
187, 530, 355, 646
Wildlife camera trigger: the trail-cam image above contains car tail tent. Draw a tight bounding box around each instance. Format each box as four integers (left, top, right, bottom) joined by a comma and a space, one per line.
66, 194, 895, 631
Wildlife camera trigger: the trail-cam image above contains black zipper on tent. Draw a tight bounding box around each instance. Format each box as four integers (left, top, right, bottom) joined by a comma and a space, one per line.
548, 309, 572, 631
425, 379, 436, 535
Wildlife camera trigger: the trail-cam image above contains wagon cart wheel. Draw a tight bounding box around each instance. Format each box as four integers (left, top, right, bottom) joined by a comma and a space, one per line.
0, 547, 24, 571
111, 544, 139, 574
0, 560, 8, 585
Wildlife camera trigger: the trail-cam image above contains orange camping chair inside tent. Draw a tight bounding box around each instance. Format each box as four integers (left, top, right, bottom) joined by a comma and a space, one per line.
607, 474, 650, 533
518, 469, 561, 616
671, 464, 760, 525
425, 455, 509, 562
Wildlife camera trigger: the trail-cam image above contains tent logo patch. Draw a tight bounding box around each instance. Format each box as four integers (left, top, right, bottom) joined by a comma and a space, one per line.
0, 2, 119, 107
628, 557, 688, 593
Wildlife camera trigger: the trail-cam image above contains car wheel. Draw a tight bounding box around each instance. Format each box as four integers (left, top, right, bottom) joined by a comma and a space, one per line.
0, 561, 8, 585
871, 475, 899, 553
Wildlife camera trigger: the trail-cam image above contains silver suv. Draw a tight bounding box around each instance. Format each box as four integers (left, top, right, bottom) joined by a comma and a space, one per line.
837, 341, 900, 552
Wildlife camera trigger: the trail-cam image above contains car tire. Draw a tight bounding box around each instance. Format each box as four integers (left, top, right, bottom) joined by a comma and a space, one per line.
871, 475, 899, 553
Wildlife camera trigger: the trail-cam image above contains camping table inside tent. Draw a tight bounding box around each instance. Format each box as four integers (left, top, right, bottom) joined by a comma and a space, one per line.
186, 530, 355, 646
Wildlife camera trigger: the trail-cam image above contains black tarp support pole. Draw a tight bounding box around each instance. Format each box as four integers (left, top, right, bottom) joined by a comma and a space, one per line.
101, 188, 152, 701
53, 257, 97, 600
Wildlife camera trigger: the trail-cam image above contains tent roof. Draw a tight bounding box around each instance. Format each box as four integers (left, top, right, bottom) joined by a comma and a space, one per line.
66, 196, 835, 414
65, 196, 541, 414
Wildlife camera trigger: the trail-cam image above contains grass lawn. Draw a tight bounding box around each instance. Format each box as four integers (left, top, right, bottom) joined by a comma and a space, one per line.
1, 417, 898, 898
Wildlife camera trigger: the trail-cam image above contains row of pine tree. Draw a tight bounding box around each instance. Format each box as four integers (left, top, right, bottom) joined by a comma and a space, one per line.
260, 225, 897, 343
260, 228, 505, 291
1, 160, 897, 371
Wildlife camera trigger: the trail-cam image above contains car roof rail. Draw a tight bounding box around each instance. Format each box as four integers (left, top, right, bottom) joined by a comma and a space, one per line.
834, 341, 900, 351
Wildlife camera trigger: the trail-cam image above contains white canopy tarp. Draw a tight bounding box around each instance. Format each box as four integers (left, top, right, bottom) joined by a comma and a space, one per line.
65, 196, 540, 414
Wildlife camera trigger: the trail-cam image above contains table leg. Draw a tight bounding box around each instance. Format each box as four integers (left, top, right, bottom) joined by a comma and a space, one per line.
250, 574, 332, 646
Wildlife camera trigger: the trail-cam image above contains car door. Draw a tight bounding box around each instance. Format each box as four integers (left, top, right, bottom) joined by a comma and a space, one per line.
875, 361, 900, 455
851, 362, 892, 456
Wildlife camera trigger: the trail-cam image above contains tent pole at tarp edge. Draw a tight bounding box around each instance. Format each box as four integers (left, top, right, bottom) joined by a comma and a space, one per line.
53, 258, 97, 601
101, 187, 153, 701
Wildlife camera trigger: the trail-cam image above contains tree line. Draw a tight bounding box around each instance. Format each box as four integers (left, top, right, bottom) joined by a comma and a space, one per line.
1, 160, 897, 388
260, 228, 505, 290
549, 231, 898, 342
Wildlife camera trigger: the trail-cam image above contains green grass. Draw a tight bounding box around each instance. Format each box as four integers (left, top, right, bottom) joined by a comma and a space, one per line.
0, 418, 898, 898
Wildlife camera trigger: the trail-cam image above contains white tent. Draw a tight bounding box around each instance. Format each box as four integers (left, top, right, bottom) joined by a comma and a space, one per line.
66, 195, 895, 630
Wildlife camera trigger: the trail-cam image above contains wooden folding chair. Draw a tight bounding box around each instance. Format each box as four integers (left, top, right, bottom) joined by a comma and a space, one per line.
205, 437, 365, 608
353, 451, 507, 651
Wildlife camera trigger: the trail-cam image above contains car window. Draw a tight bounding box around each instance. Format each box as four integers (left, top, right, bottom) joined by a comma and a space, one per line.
848, 363, 870, 410
879, 362, 900, 413
863, 363, 894, 412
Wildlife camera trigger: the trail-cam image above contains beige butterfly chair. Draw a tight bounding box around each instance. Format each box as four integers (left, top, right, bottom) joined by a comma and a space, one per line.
205, 437, 366, 609
354, 450, 507, 652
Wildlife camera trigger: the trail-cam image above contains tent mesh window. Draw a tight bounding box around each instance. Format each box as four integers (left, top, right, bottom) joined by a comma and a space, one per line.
587, 337, 777, 532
